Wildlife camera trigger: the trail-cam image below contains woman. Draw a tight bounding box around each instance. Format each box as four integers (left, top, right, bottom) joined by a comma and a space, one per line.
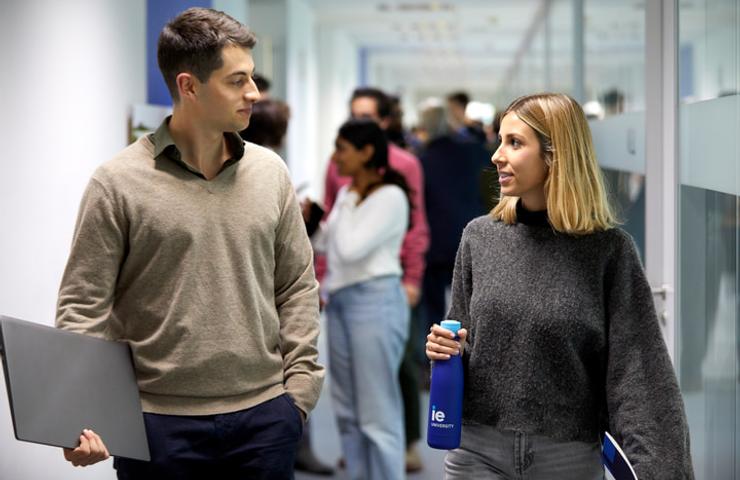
315, 118, 411, 480
426, 93, 693, 479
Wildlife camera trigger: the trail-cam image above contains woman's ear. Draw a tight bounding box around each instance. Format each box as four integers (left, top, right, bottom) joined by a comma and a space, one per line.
361, 144, 375, 165
543, 153, 553, 171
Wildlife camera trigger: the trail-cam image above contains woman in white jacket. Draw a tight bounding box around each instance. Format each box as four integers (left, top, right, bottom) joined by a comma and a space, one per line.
315, 118, 412, 480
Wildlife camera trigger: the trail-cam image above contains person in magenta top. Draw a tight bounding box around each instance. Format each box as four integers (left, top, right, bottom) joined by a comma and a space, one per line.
323, 88, 429, 307
321, 87, 430, 471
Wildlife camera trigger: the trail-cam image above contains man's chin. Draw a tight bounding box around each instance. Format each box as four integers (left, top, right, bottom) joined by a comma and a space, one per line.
224, 122, 249, 133
229, 120, 249, 133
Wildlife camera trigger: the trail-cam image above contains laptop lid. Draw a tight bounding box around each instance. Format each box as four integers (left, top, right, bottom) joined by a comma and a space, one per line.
0, 315, 150, 461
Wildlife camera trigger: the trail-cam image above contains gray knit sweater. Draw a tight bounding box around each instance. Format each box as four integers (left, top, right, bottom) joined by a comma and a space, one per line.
449, 204, 694, 479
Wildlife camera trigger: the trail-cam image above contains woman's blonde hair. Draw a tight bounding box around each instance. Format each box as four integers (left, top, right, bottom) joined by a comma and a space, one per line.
492, 93, 616, 234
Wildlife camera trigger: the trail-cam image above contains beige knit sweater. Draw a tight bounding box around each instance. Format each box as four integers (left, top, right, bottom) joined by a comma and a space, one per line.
57, 131, 324, 417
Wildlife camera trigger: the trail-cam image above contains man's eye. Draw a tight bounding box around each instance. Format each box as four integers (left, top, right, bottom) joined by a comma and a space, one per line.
233, 79, 245, 86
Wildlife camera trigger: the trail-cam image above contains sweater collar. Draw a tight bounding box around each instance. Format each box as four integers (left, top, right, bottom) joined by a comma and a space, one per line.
516, 199, 549, 227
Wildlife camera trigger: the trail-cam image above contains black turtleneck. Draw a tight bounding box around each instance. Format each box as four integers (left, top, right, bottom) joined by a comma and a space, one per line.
515, 199, 549, 227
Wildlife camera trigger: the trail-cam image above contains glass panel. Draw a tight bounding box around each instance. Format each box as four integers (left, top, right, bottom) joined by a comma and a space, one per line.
679, 187, 738, 479
584, 0, 646, 259
679, 1, 738, 478
602, 169, 646, 260
679, 0, 739, 103
584, 1, 646, 115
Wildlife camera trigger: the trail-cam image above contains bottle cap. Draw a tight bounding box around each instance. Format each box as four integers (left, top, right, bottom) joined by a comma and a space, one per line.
440, 320, 461, 335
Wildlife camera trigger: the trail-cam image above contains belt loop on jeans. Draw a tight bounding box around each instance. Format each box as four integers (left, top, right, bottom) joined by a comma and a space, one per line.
514, 431, 532, 478
514, 431, 522, 478
522, 432, 533, 473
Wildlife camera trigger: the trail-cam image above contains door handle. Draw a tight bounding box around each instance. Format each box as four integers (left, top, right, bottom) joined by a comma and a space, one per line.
651, 284, 673, 325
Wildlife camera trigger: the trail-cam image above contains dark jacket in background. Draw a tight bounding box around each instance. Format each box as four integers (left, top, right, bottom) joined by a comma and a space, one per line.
420, 134, 491, 267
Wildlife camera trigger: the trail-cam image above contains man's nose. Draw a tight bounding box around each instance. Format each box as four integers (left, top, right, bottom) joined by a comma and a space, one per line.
246, 87, 260, 101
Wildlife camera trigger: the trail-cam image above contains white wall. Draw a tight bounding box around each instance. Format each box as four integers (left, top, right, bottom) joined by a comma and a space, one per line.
314, 25, 359, 201
286, 0, 320, 197
0, 1, 146, 478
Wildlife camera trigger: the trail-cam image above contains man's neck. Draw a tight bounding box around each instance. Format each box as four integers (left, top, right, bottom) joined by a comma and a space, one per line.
168, 110, 230, 180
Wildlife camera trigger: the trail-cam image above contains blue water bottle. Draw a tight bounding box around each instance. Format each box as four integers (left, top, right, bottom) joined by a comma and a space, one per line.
427, 320, 464, 450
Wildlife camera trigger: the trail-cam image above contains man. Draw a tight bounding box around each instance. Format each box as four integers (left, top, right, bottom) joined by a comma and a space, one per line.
446, 91, 486, 144
322, 87, 430, 472
446, 91, 469, 133
56, 8, 324, 479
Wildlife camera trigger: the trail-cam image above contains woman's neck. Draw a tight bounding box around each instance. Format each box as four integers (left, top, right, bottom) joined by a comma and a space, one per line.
351, 169, 383, 197
520, 191, 547, 212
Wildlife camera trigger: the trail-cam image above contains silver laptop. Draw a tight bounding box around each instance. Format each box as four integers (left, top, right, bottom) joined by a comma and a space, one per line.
0, 315, 150, 461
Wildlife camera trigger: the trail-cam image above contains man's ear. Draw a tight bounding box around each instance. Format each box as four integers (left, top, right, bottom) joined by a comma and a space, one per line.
176, 73, 198, 101
378, 117, 392, 131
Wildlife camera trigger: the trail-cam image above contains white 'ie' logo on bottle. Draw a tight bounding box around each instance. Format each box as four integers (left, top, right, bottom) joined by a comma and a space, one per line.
431, 405, 446, 422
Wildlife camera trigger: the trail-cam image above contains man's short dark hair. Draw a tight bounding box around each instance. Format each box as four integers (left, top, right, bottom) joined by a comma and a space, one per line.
158, 8, 257, 102
447, 91, 470, 108
351, 87, 392, 119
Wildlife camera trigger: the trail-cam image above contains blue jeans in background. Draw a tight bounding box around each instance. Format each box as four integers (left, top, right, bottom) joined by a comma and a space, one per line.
445, 423, 604, 480
114, 393, 303, 480
326, 275, 409, 480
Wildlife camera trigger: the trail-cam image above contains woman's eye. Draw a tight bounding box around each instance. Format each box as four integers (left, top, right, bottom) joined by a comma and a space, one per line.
511, 138, 521, 147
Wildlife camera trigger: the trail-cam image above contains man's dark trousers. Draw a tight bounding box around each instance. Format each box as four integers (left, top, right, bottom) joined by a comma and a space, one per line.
114, 393, 303, 480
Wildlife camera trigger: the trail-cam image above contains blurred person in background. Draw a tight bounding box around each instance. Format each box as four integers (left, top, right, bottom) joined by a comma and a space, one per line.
322, 87, 429, 472
601, 87, 625, 117
415, 98, 490, 374
252, 72, 271, 99
447, 91, 486, 144
239, 98, 289, 150
312, 119, 412, 480
385, 94, 411, 151
446, 91, 469, 133
426, 93, 693, 479
240, 98, 334, 476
